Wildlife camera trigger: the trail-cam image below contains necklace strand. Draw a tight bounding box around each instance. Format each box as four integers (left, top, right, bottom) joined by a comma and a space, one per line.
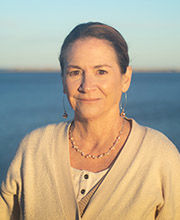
69, 119, 124, 159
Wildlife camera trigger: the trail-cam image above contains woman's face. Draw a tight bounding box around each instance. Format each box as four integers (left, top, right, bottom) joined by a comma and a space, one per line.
63, 37, 132, 120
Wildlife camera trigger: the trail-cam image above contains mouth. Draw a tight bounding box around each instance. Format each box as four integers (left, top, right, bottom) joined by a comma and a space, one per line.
76, 98, 101, 103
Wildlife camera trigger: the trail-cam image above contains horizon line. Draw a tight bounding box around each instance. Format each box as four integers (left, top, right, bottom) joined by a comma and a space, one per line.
0, 67, 180, 73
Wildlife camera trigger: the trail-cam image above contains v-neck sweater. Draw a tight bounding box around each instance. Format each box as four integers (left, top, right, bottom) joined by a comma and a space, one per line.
0, 119, 180, 220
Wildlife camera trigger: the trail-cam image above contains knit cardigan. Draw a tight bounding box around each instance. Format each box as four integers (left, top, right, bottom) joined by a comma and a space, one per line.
0, 119, 180, 220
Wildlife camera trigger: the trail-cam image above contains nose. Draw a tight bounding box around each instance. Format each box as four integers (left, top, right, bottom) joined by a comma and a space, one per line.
78, 73, 96, 93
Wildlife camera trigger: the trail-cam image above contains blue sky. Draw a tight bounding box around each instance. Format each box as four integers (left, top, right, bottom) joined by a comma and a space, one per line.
0, 0, 180, 70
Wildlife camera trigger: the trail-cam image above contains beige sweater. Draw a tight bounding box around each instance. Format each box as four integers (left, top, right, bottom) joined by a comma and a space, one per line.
0, 119, 180, 220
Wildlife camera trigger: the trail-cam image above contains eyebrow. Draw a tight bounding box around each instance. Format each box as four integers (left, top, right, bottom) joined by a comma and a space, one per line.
66, 64, 112, 69
66, 65, 82, 69
94, 65, 112, 68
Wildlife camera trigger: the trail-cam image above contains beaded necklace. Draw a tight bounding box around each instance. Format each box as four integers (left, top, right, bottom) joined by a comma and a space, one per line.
69, 119, 124, 159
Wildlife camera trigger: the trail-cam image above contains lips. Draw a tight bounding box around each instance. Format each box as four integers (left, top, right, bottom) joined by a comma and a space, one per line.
76, 97, 101, 102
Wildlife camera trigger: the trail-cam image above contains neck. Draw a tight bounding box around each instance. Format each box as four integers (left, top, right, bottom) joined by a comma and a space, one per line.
72, 110, 124, 153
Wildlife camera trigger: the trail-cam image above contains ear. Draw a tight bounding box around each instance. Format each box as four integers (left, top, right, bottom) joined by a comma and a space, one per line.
121, 66, 132, 93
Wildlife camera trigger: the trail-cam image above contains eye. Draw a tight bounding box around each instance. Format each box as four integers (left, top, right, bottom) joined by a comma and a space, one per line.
97, 69, 108, 75
67, 70, 81, 77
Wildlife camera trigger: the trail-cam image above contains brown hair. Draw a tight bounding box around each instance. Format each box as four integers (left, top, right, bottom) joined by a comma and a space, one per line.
59, 22, 129, 74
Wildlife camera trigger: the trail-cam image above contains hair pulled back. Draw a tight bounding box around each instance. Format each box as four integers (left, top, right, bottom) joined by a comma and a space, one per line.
59, 22, 129, 74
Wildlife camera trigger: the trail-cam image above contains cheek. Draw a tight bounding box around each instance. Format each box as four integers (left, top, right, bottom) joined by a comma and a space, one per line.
107, 82, 123, 104
64, 79, 79, 96
101, 78, 122, 95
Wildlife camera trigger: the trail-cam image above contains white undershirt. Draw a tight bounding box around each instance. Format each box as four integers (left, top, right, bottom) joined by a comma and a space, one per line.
71, 167, 109, 202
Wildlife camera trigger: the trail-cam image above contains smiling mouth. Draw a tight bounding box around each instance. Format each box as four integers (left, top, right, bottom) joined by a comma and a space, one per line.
76, 98, 101, 102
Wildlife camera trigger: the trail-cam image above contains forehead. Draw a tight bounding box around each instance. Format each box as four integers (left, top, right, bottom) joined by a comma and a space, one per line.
65, 37, 118, 64
68, 37, 113, 52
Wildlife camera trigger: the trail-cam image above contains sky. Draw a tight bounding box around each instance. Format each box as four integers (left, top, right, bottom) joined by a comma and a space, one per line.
0, 0, 180, 71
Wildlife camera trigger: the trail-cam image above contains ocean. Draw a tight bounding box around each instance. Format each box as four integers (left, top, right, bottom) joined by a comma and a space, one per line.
0, 71, 180, 184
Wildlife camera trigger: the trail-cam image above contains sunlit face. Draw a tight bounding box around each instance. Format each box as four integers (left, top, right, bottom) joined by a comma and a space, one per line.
63, 37, 131, 120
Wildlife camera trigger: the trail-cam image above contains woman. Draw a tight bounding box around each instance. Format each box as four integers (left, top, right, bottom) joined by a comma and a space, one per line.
0, 22, 180, 220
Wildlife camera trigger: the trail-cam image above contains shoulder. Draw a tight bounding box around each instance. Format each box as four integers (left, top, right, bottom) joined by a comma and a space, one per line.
24, 121, 69, 140
146, 127, 180, 168
145, 126, 179, 155
131, 119, 180, 166
17, 121, 71, 153
4, 121, 71, 177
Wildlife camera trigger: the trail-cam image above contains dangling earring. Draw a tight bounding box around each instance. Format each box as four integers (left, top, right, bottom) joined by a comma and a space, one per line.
62, 95, 68, 118
120, 92, 127, 117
